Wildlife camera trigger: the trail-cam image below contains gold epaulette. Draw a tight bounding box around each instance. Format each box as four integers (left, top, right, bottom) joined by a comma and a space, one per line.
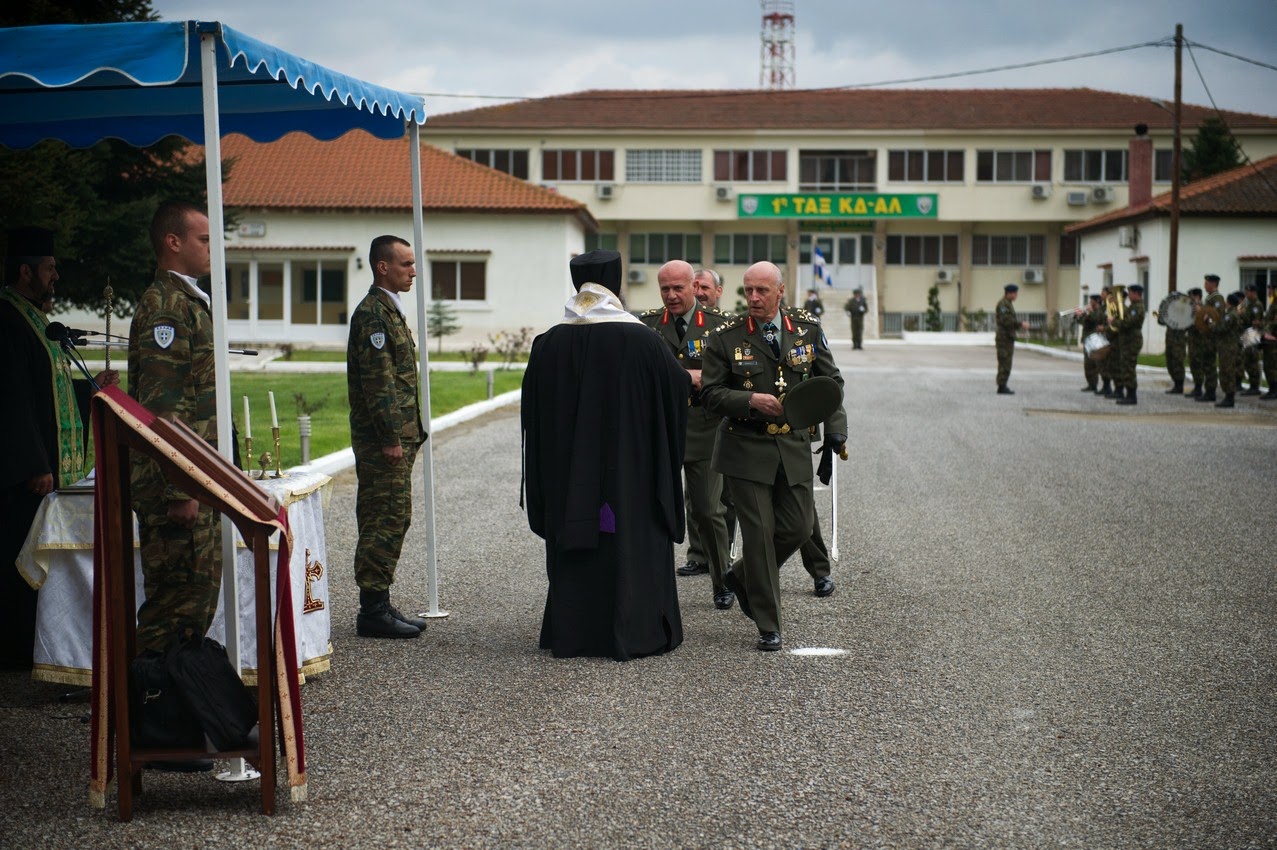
638, 307, 664, 318
712, 316, 744, 334
790, 308, 820, 325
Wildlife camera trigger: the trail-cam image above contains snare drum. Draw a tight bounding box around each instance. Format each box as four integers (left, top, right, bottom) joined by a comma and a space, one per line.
1083, 332, 1111, 361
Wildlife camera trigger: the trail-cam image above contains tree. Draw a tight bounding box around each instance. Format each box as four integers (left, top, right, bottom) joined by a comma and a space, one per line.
1, 1, 225, 317
925, 285, 944, 332
426, 300, 461, 353
1182, 116, 1243, 184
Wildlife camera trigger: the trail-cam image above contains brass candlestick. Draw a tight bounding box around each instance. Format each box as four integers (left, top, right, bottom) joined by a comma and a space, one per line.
258, 450, 272, 480
244, 436, 253, 474
271, 426, 283, 478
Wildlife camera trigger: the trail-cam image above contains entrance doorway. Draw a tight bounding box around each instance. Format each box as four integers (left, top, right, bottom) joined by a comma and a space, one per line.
799, 232, 874, 293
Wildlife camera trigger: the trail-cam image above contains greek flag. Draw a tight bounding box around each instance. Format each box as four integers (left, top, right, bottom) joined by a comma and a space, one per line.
812, 245, 834, 287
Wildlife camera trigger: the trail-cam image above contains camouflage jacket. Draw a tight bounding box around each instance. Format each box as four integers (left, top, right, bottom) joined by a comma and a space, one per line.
994, 297, 1018, 340
347, 286, 424, 451
1110, 300, 1146, 340
1266, 300, 1277, 336
1244, 297, 1265, 329
128, 270, 217, 503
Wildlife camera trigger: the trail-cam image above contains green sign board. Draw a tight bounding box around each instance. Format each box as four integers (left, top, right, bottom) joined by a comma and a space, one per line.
738, 192, 938, 219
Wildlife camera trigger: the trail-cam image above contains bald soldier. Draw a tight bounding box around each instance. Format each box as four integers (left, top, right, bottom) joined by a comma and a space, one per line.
700, 261, 847, 651
639, 261, 735, 610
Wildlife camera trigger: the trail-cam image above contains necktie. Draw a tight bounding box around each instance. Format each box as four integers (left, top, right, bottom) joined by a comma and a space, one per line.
675, 316, 687, 340
763, 322, 780, 358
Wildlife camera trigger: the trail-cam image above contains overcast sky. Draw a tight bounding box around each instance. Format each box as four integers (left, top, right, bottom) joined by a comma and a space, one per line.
153, 0, 1276, 117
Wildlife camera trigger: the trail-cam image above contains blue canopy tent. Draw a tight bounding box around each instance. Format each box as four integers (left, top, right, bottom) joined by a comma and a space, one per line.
0, 21, 446, 700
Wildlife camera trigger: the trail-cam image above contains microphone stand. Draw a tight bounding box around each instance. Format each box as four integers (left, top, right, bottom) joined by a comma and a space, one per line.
58, 338, 100, 391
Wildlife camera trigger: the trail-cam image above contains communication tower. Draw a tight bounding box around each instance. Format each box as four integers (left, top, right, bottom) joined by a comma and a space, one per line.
760, 0, 796, 90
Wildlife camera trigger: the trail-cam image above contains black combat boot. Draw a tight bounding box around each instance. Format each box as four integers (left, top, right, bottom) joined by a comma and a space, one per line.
386, 592, 428, 631
1189, 381, 1202, 398
1112, 386, 1125, 400
1117, 388, 1138, 405
1215, 393, 1235, 408
1241, 381, 1261, 396
1164, 381, 1183, 394
1101, 379, 1113, 397
1197, 389, 1217, 402
1262, 388, 1277, 400
357, 589, 421, 638
1082, 383, 1097, 392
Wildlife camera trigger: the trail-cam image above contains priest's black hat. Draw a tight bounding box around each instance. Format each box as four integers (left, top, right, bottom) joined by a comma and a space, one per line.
570, 249, 622, 294
6, 226, 55, 259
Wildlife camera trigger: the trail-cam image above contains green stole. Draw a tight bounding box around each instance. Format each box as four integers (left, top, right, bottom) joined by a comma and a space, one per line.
1, 287, 85, 486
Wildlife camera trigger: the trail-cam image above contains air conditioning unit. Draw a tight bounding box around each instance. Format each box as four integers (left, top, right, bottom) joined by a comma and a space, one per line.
1091, 185, 1116, 203
595, 183, 616, 200
1117, 226, 1137, 248
714, 185, 736, 202
1022, 268, 1045, 284
936, 268, 955, 283
627, 269, 646, 284
1066, 190, 1089, 206
1030, 184, 1052, 200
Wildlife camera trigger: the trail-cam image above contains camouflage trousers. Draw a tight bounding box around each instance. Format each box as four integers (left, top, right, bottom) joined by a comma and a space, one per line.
1099, 335, 1119, 381
1200, 337, 1219, 393
1219, 338, 1241, 394
353, 440, 420, 591
1243, 339, 1261, 387
1083, 346, 1099, 387
1186, 331, 1204, 387
1265, 342, 1277, 389
995, 337, 1014, 387
1116, 334, 1142, 389
135, 500, 224, 653
1165, 328, 1186, 384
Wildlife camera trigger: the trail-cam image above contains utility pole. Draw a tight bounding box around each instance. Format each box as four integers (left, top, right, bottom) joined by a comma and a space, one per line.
1168, 23, 1182, 292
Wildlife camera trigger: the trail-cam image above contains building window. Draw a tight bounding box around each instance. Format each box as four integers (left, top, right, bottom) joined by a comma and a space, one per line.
884, 234, 959, 266
1059, 234, 1079, 267
625, 149, 702, 183
584, 233, 618, 252
1241, 266, 1276, 300
887, 150, 965, 183
1155, 149, 1174, 182
976, 150, 1051, 183
294, 262, 347, 325
542, 149, 615, 182
430, 260, 486, 301
456, 148, 529, 179
713, 150, 788, 182
971, 235, 1046, 266
629, 233, 701, 265
798, 150, 876, 191
714, 233, 788, 265
1063, 149, 1127, 182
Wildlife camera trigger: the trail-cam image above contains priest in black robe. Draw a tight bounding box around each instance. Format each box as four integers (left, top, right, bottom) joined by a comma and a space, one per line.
522, 249, 690, 661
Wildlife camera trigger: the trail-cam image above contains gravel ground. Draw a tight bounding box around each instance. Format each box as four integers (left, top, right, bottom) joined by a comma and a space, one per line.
2, 343, 1275, 849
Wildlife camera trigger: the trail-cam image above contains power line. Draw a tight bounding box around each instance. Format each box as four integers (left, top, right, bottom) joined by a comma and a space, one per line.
1186, 40, 1277, 74
1184, 41, 1277, 198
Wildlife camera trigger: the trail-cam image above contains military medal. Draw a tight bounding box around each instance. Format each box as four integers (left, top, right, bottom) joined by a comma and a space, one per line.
735, 346, 743, 361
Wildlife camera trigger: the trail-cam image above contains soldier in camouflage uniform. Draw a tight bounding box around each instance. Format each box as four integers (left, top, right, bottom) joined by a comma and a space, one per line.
1262, 292, 1277, 400
1099, 286, 1121, 397
127, 202, 221, 653
1240, 283, 1265, 395
639, 261, 735, 609
844, 289, 869, 350
700, 261, 847, 652
347, 235, 428, 639
1160, 294, 1187, 395
1184, 288, 1205, 397
1214, 291, 1245, 408
1077, 295, 1104, 392
1196, 274, 1226, 403
994, 283, 1026, 394
1110, 284, 1146, 405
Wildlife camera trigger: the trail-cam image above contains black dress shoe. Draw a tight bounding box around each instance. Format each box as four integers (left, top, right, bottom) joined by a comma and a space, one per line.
723, 570, 754, 621
996, 386, 1014, 395
814, 576, 835, 597
756, 632, 782, 651
713, 590, 735, 610
676, 561, 709, 577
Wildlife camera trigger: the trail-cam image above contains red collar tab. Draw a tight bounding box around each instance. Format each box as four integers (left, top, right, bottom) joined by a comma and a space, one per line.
661, 309, 670, 325
746, 317, 756, 334
695, 310, 705, 328
782, 315, 796, 333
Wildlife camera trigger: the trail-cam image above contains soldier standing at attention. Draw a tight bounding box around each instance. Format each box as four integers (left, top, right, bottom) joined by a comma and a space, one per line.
128, 202, 221, 654
844, 288, 868, 350
1110, 284, 1146, 405
994, 283, 1027, 395
1240, 283, 1265, 396
1185, 288, 1205, 398
1161, 297, 1187, 396
1077, 294, 1105, 393
639, 261, 734, 609
347, 235, 428, 639
700, 261, 846, 652
1197, 274, 1226, 403
1214, 291, 1245, 409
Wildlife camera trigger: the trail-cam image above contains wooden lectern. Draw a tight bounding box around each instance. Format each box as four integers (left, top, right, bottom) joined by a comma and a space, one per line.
88, 386, 306, 821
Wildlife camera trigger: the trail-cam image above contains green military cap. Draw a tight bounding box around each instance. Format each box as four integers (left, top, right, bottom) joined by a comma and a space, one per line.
783, 375, 843, 429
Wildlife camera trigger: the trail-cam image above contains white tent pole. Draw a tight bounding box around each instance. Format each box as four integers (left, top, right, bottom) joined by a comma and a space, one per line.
411, 121, 447, 619
201, 27, 255, 783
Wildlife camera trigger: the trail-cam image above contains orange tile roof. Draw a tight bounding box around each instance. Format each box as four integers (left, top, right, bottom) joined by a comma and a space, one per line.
425, 87, 1277, 132
218, 131, 595, 227
1066, 154, 1277, 234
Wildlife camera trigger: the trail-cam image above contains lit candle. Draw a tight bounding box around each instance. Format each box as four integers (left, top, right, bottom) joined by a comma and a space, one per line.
243, 395, 252, 439
269, 390, 279, 428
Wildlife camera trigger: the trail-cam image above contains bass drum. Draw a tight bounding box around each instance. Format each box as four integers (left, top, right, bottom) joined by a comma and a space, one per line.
1242, 327, 1263, 349
1159, 293, 1194, 330
1084, 332, 1111, 361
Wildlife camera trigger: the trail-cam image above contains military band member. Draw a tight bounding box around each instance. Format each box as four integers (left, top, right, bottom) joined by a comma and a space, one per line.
1099, 286, 1121, 397
1110, 284, 1146, 405
1197, 274, 1225, 403
1185, 288, 1205, 398
639, 261, 734, 610
1077, 294, 1104, 392
1263, 290, 1277, 400
700, 261, 847, 652
347, 235, 428, 639
994, 283, 1027, 394
1214, 291, 1245, 408
1161, 295, 1187, 395
844, 288, 868, 350
1241, 283, 1265, 395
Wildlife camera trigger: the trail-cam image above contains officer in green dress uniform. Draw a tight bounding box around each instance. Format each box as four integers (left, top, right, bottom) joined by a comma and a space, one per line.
346, 235, 428, 638
700, 262, 847, 652
844, 288, 868, 350
638, 261, 734, 610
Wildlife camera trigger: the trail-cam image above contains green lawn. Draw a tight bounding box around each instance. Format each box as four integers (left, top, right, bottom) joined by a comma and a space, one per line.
284, 349, 469, 363
115, 371, 523, 470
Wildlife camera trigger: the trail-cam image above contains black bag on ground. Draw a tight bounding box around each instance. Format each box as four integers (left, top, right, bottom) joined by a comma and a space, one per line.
129, 649, 204, 750
164, 633, 258, 751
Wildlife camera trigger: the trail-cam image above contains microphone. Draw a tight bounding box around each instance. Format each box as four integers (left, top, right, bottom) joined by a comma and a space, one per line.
45, 321, 84, 345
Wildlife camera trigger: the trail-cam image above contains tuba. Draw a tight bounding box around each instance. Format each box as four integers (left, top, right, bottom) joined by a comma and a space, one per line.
1106, 284, 1127, 324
